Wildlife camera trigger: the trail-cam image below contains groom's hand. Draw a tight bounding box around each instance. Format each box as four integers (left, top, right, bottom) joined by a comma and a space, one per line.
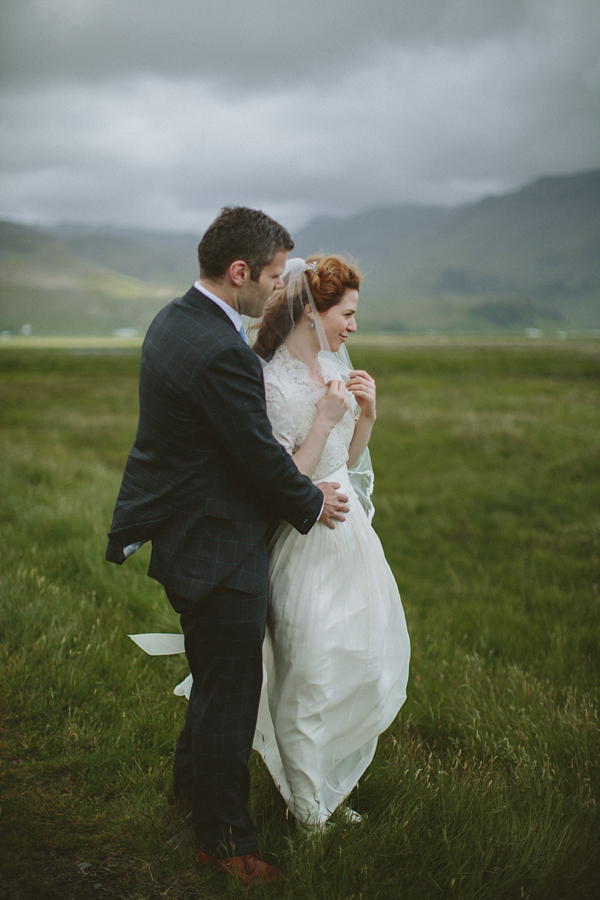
317, 481, 349, 529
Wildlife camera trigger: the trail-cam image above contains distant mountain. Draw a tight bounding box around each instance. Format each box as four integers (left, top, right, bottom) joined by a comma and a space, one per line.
1, 169, 599, 335
0, 221, 196, 335
293, 169, 600, 332
52, 222, 199, 284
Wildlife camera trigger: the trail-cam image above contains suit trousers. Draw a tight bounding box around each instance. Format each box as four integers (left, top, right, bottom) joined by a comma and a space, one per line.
167, 583, 267, 857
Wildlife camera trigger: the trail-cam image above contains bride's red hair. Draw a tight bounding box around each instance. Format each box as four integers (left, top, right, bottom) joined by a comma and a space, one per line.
252, 255, 361, 360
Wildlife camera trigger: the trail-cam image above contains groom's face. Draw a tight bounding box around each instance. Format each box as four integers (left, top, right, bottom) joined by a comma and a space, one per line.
238, 250, 287, 318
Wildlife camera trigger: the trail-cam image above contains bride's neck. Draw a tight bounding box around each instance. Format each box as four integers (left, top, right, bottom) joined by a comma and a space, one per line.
284, 325, 321, 379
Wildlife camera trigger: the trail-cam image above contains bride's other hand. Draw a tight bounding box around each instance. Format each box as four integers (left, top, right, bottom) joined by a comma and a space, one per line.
346, 370, 376, 419
317, 481, 350, 529
291, 382, 349, 480
316, 379, 349, 428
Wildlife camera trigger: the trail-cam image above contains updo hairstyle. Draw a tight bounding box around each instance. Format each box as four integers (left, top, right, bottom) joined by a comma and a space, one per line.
253, 255, 361, 361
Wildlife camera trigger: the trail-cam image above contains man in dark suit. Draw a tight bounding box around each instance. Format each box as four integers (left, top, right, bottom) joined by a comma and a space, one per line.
106, 207, 347, 884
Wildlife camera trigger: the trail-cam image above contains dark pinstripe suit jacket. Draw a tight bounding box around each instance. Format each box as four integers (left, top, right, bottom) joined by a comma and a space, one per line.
106, 286, 322, 601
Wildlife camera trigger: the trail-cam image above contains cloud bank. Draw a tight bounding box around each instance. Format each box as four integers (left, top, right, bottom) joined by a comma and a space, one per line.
1, 0, 599, 233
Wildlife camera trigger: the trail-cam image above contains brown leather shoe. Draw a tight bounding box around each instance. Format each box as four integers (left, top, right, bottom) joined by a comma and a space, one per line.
196, 849, 284, 884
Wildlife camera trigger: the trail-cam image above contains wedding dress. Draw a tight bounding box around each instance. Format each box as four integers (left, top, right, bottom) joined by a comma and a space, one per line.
250, 343, 410, 826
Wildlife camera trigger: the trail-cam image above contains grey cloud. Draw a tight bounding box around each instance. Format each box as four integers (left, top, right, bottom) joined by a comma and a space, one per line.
0, 0, 570, 92
0, 0, 599, 231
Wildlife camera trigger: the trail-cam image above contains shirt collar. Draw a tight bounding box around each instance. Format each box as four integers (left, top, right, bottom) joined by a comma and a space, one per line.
194, 281, 243, 331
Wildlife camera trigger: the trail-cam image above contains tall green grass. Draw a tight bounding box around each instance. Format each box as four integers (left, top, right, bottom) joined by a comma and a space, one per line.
1, 341, 598, 899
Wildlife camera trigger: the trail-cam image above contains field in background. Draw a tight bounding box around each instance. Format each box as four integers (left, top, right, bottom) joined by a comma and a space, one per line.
1, 339, 598, 899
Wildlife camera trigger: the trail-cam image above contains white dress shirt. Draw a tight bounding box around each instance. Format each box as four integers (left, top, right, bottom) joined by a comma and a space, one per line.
194, 281, 244, 333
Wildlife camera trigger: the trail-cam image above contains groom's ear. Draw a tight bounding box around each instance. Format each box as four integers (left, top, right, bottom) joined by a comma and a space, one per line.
229, 260, 249, 287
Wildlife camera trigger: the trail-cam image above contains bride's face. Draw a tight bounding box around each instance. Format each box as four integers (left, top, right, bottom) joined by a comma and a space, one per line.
318, 289, 359, 351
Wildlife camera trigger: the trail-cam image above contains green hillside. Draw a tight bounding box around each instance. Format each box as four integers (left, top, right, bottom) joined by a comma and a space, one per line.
295, 170, 600, 332
53, 222, 199, 285
1, 169, 599, 335
0, 222, 179, 336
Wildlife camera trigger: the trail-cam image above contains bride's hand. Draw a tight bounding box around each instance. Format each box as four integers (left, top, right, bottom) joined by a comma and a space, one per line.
346, 370, 376, 419
316, 379, 349, 428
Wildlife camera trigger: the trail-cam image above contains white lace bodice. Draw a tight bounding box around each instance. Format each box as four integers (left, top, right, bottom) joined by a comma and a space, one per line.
263, 343, 356, 482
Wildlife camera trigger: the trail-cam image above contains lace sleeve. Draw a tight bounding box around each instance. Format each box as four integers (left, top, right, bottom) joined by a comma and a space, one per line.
263, 344, 352, 478
264, 379, 297, 456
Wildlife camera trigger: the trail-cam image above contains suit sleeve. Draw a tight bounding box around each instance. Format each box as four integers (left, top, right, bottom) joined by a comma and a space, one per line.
192, 342, 322, 532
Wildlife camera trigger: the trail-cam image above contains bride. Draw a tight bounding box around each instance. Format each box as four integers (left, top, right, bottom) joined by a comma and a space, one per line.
248, 255, 410, 828
132, 255, 410, 830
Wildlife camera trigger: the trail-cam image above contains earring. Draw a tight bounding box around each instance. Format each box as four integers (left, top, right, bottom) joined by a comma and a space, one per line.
311, 323, 315, 330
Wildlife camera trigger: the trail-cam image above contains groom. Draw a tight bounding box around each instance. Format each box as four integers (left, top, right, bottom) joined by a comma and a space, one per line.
106, 206, 348, 884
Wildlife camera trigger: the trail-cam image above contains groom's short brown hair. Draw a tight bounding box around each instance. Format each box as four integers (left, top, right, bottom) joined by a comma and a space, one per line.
198, 206, 294, 282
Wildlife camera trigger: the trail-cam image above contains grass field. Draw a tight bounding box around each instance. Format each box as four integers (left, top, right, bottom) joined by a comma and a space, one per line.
1, 338, 598, 899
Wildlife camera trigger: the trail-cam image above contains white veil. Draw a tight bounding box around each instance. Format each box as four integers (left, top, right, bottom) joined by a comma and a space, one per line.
253, 257, 375, 522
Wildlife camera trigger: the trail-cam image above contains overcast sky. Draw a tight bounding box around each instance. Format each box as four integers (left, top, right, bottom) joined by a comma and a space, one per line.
1, 0, 599, 234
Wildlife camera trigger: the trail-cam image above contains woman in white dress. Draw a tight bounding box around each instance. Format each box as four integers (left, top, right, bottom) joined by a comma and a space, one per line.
249, 255, 410, 828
